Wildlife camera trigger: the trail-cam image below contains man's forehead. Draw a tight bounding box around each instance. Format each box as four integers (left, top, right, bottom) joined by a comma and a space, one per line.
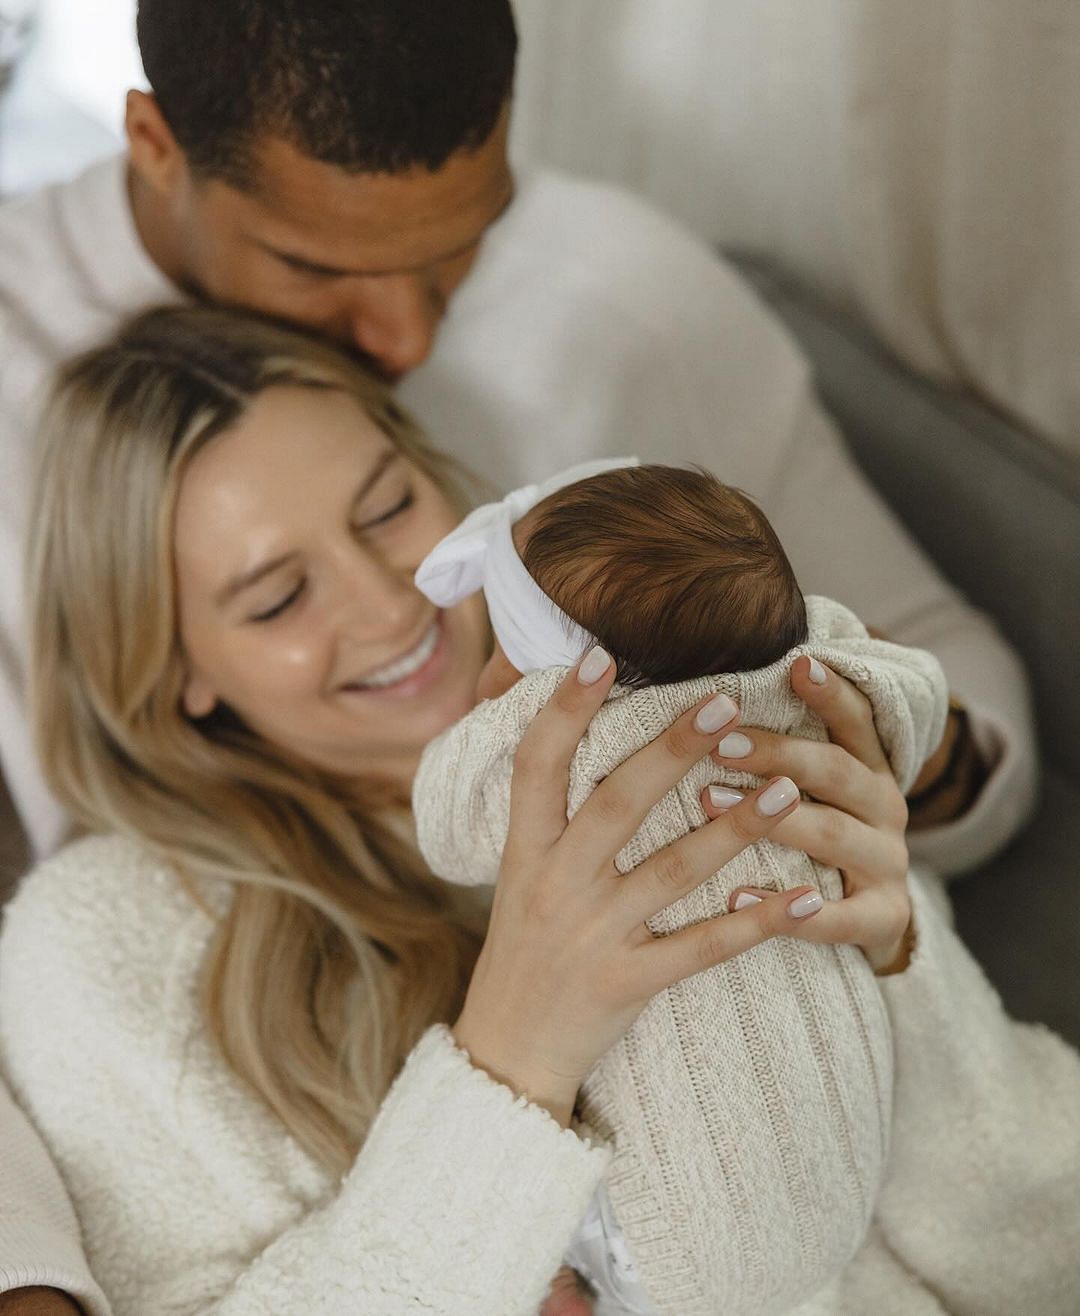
209, 112, 514, 276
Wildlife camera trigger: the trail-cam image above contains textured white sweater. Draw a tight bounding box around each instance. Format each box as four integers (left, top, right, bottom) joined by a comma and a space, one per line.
415, 597, 948, 1314
0, 835, 611, 1315
4, 839, 1080, 1316
3, 833, 1080, 1313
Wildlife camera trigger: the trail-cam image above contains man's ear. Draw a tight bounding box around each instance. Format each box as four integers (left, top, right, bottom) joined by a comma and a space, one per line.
125, 89, 188, 196
182, 670, 217, 720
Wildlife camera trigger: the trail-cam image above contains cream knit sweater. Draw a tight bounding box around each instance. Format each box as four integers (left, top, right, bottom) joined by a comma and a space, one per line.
414, 597, 948, 1314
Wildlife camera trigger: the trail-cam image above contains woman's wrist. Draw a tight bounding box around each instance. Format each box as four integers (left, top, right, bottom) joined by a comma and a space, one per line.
451, 1014, 581, 1129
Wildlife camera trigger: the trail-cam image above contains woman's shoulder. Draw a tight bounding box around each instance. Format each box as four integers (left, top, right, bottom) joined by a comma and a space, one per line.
5, 830, 213, 940
0, 832, 219, 1041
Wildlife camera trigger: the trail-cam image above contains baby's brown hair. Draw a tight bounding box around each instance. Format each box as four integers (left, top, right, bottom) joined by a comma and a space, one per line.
518, 464, 807, 687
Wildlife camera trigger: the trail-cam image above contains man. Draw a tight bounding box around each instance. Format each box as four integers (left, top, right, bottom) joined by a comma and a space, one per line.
0, 1, 1037, 1312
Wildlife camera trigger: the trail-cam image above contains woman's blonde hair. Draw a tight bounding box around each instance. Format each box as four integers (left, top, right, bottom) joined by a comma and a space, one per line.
27, 305, 487, 1173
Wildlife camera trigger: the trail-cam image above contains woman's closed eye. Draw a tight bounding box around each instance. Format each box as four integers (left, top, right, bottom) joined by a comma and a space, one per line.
247, 489, 415, 623
249, 579, 306, 624
352, 488, 415, 532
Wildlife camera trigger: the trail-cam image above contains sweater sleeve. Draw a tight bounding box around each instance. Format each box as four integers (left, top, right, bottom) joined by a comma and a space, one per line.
211, 1026, 611, 1316
0, 843, 611, 1316
874, 869, 1080, 1314
0, 1077, 111, 1314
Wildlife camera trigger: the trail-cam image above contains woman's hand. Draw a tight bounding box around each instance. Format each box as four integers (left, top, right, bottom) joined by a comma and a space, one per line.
701, 656, 913, 974
450, 646, 817, 1125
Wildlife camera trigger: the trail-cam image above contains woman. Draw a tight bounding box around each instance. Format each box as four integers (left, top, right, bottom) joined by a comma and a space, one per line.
1, 306, 1076, 1316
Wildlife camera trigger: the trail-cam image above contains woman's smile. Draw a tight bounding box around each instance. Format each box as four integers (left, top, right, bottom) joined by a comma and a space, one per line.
337, 613, 450, 698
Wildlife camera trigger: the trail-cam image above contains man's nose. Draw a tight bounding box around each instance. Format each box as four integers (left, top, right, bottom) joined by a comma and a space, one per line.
348, 274, 445, 377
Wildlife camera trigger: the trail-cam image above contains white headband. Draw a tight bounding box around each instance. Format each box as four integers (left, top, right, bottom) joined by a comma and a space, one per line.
414, 457, 639, 673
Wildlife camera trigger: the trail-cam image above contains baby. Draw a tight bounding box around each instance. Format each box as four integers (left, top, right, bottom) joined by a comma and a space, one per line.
413, 459, 947, 1316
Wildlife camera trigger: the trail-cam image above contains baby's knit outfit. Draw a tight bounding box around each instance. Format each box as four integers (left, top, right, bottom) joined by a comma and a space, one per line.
414, 596, 948, 1315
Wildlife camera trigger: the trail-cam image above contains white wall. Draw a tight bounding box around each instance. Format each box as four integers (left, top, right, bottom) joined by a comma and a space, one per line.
0, 0, 138, 193
509, 0, 857, 302
28, 0, 141, 131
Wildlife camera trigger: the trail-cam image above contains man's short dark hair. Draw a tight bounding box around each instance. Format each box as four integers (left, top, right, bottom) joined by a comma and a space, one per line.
137, 0, 518, 187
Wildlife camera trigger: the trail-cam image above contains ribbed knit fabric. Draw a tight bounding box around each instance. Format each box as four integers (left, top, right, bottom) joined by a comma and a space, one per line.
0, 1079, 110, 1314
0, 835, 611, 1315
414, 596, 949, 1315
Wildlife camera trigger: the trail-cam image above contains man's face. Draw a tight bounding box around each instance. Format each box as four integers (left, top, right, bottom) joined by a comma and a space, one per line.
140, 105, 513, 380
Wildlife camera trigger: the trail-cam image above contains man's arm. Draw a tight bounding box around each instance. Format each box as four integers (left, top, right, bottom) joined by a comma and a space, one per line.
0, 1291, 82, 1316
761, 391, 1037, 874
0, 1080, 108, 1315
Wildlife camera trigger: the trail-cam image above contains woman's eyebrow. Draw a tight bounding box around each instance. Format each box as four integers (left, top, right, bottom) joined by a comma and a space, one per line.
215, 449, 401, 605
216, 552, 298, 606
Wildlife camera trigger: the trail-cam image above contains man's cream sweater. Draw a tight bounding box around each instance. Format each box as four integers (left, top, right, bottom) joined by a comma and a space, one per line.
415, 596, 948, 1313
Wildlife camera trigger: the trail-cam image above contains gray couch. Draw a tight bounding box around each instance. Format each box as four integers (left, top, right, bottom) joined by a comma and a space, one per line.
731, 252, 1080, 1047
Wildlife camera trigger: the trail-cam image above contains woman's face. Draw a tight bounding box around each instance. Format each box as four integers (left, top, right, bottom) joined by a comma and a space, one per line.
174, 383, 488, 789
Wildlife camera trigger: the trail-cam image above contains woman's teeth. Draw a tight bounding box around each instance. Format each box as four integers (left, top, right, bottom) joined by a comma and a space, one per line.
355, 622, 439, 689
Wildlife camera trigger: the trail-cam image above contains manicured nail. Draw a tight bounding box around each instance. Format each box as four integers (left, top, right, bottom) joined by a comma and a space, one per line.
708, 785, 745, 811
808, 658, 828, 686
694, 693, 738, 734
716, 731, 753, 758
788, 890, 824, 919
733, 891, 763, 910
756, 776, 799, 817
578, 646, 611, 685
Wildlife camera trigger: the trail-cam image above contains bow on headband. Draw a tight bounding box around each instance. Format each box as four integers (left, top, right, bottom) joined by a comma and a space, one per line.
414, 457, 639, 674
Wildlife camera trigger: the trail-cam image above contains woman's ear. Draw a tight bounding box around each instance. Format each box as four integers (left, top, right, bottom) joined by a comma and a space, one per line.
182, 670, 218, 720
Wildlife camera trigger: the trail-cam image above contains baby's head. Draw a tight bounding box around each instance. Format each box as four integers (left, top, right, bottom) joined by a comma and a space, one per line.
459, 463, 806, 700
414, 459, 807, 699
514, 463, 806, 687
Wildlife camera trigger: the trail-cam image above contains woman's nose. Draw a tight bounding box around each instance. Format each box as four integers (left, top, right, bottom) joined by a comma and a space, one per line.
347, 274, 445, 377
330, 542, 418, 636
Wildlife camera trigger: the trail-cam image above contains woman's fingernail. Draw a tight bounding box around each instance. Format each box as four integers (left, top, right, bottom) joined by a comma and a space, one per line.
708, 785, 745, 811
788, 890, 824, 919
716, 731, 753, 758
733, 891, 763, 910
807, 658, 828, 686
578, 646, 612, 685
694, 693, 738, 734
756, 776, 799, 817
